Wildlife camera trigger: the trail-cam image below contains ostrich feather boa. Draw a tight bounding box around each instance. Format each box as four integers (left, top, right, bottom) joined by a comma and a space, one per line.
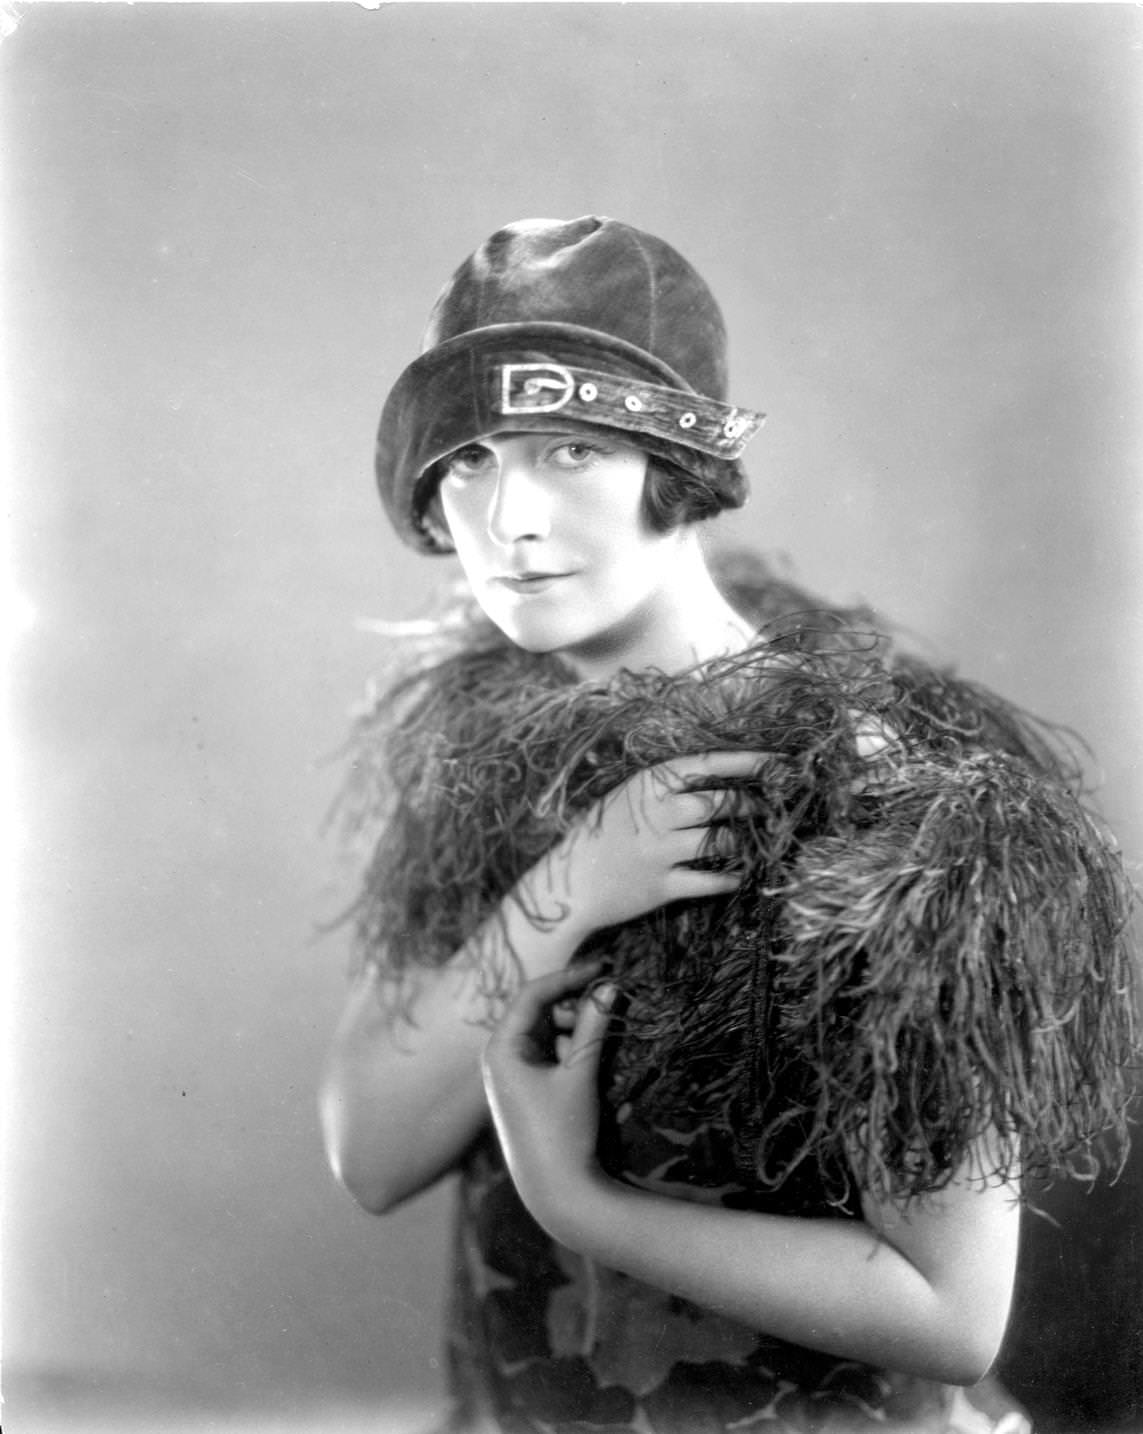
335, 554, 1137, 1204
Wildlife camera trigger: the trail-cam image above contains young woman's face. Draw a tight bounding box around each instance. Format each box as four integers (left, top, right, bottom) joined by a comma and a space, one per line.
437, 430, 690, 672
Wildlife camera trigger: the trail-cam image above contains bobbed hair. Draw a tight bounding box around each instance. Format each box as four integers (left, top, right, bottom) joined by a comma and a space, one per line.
418, 447, 737, 550
642, 456, 735, 532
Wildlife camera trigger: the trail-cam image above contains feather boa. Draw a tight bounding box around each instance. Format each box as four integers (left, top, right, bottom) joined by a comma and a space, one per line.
335, 553, 1137, 1204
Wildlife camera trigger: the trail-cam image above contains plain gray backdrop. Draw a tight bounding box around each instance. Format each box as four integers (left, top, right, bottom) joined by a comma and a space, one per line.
4, 5, 1141, 1432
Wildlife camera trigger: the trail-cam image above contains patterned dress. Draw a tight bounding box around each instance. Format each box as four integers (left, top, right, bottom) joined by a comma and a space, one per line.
441, 1118, 1032, 1434
439, 1120, 1032, 1434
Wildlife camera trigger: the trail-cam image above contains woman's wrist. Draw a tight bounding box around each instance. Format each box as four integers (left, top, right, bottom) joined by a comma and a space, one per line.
468, 878, 592, 997
510, 845, 600, 955
528, 1162, 622, 1250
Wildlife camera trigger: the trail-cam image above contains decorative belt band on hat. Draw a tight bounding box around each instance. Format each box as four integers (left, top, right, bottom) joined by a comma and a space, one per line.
494, 362, 765, 460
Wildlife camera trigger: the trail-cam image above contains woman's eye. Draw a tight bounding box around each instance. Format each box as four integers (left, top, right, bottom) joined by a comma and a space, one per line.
444, 445, 492, 479
550, 441, 601, 467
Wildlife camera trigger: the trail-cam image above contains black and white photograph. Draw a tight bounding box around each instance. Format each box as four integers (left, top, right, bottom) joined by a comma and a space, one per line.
4, 6, 1141, 1433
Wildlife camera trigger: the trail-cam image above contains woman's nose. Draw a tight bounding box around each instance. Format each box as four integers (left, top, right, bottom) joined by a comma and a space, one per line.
487, 459, 551, 544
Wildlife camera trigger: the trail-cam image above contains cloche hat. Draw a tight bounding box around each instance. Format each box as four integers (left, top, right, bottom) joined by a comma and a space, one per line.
375, 216, 765, 553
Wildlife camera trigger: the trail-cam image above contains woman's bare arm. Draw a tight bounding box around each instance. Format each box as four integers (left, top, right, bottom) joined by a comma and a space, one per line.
319, 893, 585, 1214
321, 751, 767, 1213
484, 966, 1021, 1385
552, 1153, 1018, 1383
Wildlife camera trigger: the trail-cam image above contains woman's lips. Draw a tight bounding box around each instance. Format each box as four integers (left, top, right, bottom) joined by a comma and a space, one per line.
494, 572, 573, 594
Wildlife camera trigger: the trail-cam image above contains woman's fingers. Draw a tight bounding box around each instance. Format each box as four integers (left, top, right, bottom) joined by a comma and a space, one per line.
609, 752, 771, 835
641, 752, 773, 836
675, 787, 734, 825
666, 804, 761, 862
669, 749, 776, 786
698, 822, 745, 864
486, 965, 615, 1082
675, 786, 765, 829
492, 961, 603, 1052
551, 996, 579, 1031
641, 749, 771, 799
563, 984, 617, 1067
664, 864, 748, 903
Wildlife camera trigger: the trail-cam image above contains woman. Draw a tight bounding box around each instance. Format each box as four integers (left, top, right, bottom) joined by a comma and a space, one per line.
321, 217, 1135, 1433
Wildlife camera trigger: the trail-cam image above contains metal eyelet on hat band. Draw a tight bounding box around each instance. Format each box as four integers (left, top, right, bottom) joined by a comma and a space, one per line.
624, 394, 644, 412
723, 413, 748, 440
578, 382, 598, 402
678, 412, 697, 429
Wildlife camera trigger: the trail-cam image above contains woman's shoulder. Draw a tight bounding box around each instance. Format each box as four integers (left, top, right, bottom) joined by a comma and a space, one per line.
713, 546, 1088, 788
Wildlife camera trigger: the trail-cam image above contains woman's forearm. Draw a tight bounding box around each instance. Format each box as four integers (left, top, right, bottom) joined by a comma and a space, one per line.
320, 884, 588, 1214
320, 958, 490, 1213
540, 1171, 1018, 1385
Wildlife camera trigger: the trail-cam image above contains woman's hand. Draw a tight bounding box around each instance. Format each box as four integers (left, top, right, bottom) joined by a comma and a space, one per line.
521, 750, 768, 945
482, 962, 1020, 1385
482, 962, 616, 1225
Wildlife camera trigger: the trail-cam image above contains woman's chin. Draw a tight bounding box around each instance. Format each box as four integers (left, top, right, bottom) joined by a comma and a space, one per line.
494, 624, 572, 657
475, 599, 580, 656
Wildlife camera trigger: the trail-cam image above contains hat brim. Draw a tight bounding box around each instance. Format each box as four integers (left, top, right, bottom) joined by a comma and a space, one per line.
376, 323, 758, 553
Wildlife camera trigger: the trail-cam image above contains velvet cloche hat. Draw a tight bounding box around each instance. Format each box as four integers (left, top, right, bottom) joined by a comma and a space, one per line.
375, 216, 766, 553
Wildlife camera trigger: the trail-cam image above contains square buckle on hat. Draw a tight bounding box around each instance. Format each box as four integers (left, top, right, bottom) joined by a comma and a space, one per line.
498, 363, 576, 415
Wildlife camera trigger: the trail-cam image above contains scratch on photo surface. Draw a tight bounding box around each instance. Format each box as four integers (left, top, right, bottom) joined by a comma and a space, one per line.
234, 167, 275, 192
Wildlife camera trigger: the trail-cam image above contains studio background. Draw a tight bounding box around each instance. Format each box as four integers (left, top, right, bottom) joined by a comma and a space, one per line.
4, 6, 1141, 1433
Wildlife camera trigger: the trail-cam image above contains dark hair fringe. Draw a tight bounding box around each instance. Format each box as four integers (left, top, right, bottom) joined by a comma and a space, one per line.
414, 445, 742, 547
331, 551, 1138, 1206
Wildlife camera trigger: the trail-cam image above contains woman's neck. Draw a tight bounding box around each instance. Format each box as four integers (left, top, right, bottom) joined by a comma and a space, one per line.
561, 537, 757, 683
